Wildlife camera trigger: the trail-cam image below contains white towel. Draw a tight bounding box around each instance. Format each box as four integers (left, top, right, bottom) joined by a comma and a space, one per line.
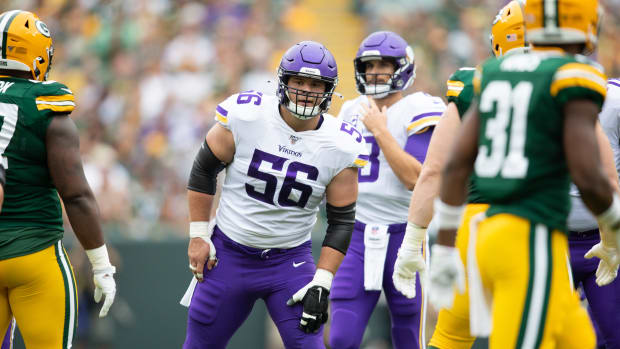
364, 224, 389, 291
467, 212, 493, 337
180, 277, 198, 307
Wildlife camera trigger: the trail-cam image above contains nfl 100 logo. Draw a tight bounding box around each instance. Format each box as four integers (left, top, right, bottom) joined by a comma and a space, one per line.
371, 226, 379, 236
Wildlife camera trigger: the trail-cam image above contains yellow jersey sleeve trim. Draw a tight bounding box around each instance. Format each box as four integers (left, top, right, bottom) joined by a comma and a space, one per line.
446, 90, 461, 97
407, 116, 441, 134
550, 77, 607, 98
215, 112, 228, 124
446, 80, 464, 98
36, 104, 75, 113
35, 94, 75, 103
550, 63, 607, 97
353, 158, 368, 168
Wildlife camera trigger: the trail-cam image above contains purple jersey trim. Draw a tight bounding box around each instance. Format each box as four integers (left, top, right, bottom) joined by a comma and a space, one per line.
608, 81, 620, 89
410, 111, 443, 123
404, 128, 433, 163
216, 105, 228, 116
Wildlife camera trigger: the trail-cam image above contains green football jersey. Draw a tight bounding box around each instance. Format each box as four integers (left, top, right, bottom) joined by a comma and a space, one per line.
0, 76, 76, 259
471, 51, 607, 232
446, 67, 476, 116
446, 67, 486, 204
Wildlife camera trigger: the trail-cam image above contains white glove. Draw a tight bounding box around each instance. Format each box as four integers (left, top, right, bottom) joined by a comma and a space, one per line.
429, 244, 465, 310
584, 242, 620, 286
393, 222, 427, 299
86, 245, 117, 317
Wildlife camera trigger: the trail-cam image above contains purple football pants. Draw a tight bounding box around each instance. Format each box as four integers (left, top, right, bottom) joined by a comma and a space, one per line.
569, 230, 620, 349
2, 319, 13, 349
183, 226, 324, 349
329, 221, 422, 349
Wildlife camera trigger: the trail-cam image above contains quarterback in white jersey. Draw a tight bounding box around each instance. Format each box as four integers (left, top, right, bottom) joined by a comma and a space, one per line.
339, 92, 445, 224
329, 31, 445, 349
182, 41, 367, 349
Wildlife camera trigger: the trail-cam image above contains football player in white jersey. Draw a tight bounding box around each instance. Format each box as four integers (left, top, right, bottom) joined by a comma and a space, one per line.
328, 31, 446, 349
181, 41, 368, 349
567, 78, 620, 348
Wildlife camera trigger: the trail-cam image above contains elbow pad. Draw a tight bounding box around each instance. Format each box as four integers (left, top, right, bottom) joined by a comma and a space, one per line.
187, 140, 226, 195
322, 202, 356, 255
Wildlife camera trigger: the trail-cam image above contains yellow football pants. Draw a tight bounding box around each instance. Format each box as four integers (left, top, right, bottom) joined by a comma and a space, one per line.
476, 214, 595, 349
0, 241, 78, 349
429, 203, 488, 349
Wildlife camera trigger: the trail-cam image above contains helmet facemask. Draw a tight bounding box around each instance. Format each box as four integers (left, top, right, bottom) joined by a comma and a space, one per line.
278, 68, 336, 120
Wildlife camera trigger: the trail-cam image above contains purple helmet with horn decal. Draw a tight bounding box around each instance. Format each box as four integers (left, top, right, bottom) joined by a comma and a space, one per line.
354, 31, 416, 98
277, 41, 338, 120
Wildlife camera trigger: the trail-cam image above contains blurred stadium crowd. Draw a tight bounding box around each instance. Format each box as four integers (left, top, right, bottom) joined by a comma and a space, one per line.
7, 0, 620, 242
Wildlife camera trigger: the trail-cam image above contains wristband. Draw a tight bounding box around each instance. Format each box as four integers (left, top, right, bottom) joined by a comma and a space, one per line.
85, 244, 114, 272
434, 198, 465, 230
597, 194, 620, 231
313, 268, 334, 291
402, 222, 426, 252
189, 221, 212, 239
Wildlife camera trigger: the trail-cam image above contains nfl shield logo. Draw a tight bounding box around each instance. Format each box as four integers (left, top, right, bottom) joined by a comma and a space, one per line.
371, 226, 379, 235
290, 135, 301, 144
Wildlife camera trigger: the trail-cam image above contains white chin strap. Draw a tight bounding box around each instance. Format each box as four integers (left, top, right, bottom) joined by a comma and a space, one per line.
364, 83, 391, 99
285, 90, 324, 120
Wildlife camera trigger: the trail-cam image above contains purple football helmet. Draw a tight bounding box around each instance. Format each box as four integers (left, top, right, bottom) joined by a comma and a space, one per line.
277, 41, 338, 120
354, 31, 416, 98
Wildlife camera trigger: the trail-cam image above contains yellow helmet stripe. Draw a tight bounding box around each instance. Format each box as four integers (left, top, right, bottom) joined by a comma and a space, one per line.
0, 10, 21, 59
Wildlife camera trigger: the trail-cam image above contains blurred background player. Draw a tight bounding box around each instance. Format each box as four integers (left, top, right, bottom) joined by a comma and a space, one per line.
568, 77, 620, 349
0, 10, 116, 349
393, 2, 529, 347
181, 41, 367, 349
328, 30, 445, 349
431, 0, 619, 347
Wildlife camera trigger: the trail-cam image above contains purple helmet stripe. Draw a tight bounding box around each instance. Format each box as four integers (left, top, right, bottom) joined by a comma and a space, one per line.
410, 111, 443, 123
216, 105, 228, 116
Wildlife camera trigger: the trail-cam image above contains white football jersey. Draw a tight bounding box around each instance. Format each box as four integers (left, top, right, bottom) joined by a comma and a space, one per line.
214, 91, 368, 248
568, 78, 620, 232
339, 93, 446, 224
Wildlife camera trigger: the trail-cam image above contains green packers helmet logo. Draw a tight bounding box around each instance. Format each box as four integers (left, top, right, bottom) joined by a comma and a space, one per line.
35, 20, 50, 38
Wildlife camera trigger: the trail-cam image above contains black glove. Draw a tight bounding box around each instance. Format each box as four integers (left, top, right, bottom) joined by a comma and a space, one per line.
299, 285, 329, 333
